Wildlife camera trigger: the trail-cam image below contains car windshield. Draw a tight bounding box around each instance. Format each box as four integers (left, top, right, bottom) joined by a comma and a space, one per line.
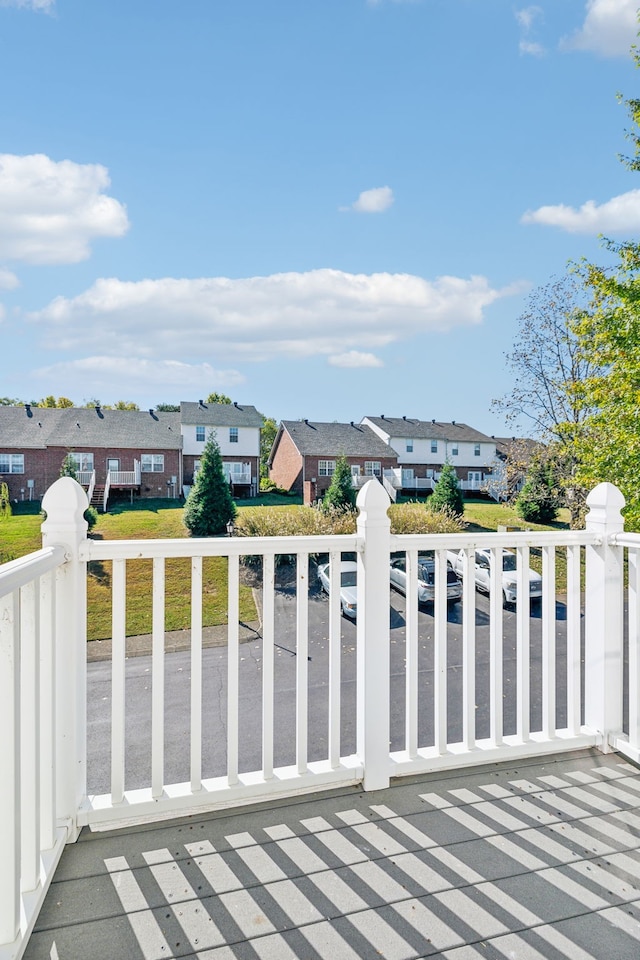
341, 571, 357, 587
502, 554, 517, 572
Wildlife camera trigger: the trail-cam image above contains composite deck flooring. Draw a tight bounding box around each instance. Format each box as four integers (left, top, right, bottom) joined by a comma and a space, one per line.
24, 749, 640, 959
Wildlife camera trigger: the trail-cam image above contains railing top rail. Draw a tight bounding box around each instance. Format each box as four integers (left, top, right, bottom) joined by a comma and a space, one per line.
0, 545, 66, 596
610, 532, 640, 548
390, 529, 597, 551
80, 533, 362, 561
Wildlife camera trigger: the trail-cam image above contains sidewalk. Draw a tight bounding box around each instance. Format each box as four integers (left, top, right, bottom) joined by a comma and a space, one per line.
86, 619, 262, 661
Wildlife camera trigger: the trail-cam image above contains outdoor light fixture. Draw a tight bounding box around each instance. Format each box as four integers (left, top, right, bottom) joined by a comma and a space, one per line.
226, 520, 235, 537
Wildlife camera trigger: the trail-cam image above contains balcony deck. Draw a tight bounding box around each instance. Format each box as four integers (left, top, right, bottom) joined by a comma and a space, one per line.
24, 749, 640, 960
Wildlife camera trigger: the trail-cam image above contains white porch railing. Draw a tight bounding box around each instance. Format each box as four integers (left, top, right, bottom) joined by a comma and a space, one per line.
1, 478, 637, 959
460, 478, 487, 492
76, 470, 93, 488
85, 469, 96, 504
108, 463, 141, 487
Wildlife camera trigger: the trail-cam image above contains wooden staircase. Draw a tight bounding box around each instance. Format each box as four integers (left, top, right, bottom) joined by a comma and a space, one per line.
90, 484, 105, 510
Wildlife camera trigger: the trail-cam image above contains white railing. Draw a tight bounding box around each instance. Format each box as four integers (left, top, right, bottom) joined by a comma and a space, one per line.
108, 470, 139, 486
382, 474, 397, 502
460, 478, 487, 492
223, 467, 251, 484
102, 470, 111, 513
401, 477, 436, 491
86, 469, 96, 504
1, 478, 638, 958
76, 470, 93, 487
0, 478, 86, 960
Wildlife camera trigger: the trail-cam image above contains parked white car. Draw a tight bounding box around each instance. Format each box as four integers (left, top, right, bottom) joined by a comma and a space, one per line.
390, 553, 462, 606
317, 560, 358, 619
447, 548, 542, 606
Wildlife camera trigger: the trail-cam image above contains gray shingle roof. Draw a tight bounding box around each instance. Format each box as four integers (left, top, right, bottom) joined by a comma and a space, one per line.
180, 401, 263, 428
279, 420, 395, 458
0, 406, 182, 449
363, 416, 494, 444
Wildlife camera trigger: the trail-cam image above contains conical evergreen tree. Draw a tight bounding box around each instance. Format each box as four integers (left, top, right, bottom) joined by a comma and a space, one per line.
322, 455, 356, 511
429, 461, 464, 516
515, 457, 562, 524
59, 452, 78, 479
184, 432, 237, 536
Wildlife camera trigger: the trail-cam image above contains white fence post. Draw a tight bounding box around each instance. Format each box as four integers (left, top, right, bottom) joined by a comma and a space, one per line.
356, 479, 391, 790
41, 478, 89, 841
584, 481, 625, 753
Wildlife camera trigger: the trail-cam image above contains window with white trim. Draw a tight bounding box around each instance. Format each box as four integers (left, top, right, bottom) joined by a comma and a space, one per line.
0, 453, 24, 474
351, 465, 361, 477
229, 427, 238, 443
451, 444, 458, 456
141, 454, 165, 472
196, 425, 205, 442
70, 452, 93, 473
474, 443, 481, 456
364, 461, 381, 476
430, 440, 438, 453
406, 439, 413, 453
318, 460, 335, 476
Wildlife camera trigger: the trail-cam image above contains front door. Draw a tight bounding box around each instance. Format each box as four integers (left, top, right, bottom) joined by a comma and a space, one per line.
107, 458, 120, 473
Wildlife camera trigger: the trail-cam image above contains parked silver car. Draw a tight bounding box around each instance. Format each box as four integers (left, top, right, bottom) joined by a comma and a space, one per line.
447, 548, 542, 606
317, 560, 358, 619
390, 553, 462, 605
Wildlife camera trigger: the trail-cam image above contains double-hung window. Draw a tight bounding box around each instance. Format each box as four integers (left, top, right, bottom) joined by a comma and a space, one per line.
141, 454, 165, 472
364, 461, 381, 476
70, 453, 93, 473
229, 427, 238, 443
474, 443, 481, 456
451, 445, 458, 456
0, 453, 24, 474
430, 440, 438, 454
318, 460, 335, 477
406, 439, 414, 453
196, 425, 205, 442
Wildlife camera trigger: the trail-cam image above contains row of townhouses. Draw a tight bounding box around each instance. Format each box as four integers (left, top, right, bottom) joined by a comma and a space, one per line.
0, 401, 512, 509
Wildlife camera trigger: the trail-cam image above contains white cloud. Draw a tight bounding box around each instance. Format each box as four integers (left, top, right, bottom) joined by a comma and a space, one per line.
519, 40, 545, 57
0, 268, 19, 290
516, 6, 542, 32
563, 0, 638, 57
0, 154, 129, 265
28, 269, 517, 363
522, 188, 640, 234
0, 0, 54, 10
34, 357, 245, 394
0, 304, 5, 322
328, 351, 384, 368
343, 186, 394, 214
516, 6, 546, 56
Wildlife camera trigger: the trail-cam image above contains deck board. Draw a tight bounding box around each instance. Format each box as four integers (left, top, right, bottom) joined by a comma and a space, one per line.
24, 750, 640, 959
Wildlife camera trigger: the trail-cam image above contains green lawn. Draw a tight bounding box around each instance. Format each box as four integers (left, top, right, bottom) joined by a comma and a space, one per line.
1, 499, 256, 640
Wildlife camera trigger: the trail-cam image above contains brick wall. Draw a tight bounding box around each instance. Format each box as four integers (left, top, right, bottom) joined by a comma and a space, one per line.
268, 431, 303, 494
0, 446, 181, 503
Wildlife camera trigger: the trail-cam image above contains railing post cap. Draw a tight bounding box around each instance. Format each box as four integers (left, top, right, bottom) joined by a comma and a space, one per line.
585, 482, 625, 529
41, 477, 89, 536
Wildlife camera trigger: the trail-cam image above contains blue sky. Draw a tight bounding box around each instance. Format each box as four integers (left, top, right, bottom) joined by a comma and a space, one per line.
0, 0, 638, 435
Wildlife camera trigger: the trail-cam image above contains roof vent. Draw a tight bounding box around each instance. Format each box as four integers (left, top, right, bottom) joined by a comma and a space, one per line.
38, 421, 42, 428
381, 414, 385, 419
198, 399, 206, 409
304, 418, 309, 425
149, 408, 154, 415
25, 403, 32, 417
234, 401, 240, 409
432, 419, 436, 424
76, 422, 80, 428
95, 404, 104, 419
402, 415, 407, 420
452, 420, 456, 425
350, 421, 354, 427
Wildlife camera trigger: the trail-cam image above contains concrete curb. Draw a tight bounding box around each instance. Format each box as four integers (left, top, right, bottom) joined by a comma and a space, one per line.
86, 619, 262, 662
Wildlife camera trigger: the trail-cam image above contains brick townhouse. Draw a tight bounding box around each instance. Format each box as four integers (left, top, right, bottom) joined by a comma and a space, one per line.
0, 405, 182, 506
268, 420, 398, 505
